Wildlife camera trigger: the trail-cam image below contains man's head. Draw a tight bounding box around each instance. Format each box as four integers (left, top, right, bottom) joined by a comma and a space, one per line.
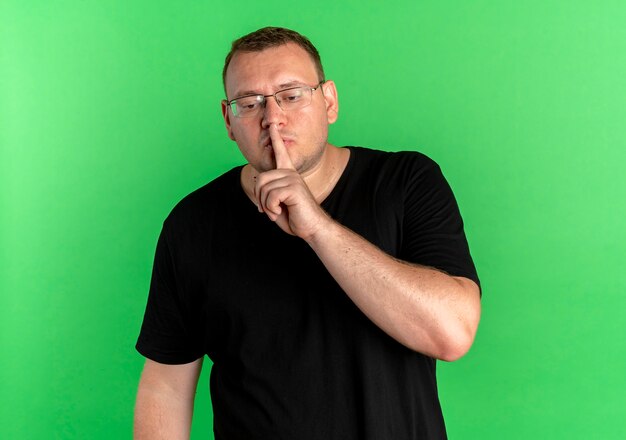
222, 27, 325, 92
221, 27, 338, 175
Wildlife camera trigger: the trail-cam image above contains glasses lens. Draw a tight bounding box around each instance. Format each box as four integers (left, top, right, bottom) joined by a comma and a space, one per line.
276, 87, 311, 110
232, 95, 263, 117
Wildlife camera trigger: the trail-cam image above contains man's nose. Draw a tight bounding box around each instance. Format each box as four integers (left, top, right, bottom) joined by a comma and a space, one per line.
261, 96, 287, 127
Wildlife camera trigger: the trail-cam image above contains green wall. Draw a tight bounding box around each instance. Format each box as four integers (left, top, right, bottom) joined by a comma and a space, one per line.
2, 1, 625, 438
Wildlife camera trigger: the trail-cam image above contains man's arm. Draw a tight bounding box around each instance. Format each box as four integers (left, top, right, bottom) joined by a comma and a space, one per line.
134, 357, 203, 440
255, 124, 480, 361
306, 220, 480, 361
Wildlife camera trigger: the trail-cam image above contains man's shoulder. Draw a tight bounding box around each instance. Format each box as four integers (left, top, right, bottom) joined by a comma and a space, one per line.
348, 146, 440, 175
163, 165, 243, 227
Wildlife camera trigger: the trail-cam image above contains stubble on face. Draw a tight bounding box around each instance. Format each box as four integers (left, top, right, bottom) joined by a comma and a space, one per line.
256, 128, 329, 175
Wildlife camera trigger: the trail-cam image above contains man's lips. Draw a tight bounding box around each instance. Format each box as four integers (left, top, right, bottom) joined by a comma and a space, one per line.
262, 136, 294, 148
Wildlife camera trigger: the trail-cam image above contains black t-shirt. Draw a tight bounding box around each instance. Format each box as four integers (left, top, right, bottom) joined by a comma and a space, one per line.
137, 146, 480, 440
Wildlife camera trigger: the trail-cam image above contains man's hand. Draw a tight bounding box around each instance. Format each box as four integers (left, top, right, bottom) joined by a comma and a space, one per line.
254, 124, 330, 240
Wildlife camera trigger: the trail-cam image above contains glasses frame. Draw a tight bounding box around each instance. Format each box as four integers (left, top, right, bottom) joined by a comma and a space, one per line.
225, 80, 326, 118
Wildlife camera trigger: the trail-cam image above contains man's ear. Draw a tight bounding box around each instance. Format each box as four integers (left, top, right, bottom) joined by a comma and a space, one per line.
221, 100, 237, 141
321, 80, 339, 124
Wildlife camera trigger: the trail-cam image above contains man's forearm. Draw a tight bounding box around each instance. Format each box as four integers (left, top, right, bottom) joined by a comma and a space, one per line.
134, 385, 195, 439
306, 218, 481, 361
134, 358, 203, 440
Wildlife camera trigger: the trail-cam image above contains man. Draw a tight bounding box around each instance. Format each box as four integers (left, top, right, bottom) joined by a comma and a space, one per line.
135, 27, 481, 439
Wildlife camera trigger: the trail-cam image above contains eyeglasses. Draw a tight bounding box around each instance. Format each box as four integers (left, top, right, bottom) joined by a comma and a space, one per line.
225, 81, 326, 118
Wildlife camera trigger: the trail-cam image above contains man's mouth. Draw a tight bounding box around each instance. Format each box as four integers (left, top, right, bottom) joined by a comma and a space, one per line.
262, 134, 294, 149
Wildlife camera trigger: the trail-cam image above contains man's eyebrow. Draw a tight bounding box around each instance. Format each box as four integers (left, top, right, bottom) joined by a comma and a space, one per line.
232, 81, 308, 99
232, 89, 260, 98
277, 81, 306, 89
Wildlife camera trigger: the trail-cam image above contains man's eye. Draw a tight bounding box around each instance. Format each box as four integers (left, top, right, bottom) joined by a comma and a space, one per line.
283, 92, 303, 102
237, 100, 261, 111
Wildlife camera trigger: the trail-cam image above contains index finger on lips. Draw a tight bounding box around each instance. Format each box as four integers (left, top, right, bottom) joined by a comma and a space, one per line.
269, 124, 295, 170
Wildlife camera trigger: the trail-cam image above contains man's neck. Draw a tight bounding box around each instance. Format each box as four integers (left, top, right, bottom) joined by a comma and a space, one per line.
240, 144, 350, 205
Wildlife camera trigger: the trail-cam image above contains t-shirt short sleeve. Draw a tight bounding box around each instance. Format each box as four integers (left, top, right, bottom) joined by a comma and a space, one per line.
135, 220, 205, 364
399, 154, 481, 289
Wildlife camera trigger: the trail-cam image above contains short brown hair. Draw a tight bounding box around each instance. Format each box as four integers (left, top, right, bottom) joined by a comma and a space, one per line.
222, 27, 325, 92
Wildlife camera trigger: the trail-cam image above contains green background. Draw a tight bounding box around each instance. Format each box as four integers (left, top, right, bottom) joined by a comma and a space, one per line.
2, 0, 625, 438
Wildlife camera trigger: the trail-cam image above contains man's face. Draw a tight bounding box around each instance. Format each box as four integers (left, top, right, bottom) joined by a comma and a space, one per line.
222, 43, 338, 174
